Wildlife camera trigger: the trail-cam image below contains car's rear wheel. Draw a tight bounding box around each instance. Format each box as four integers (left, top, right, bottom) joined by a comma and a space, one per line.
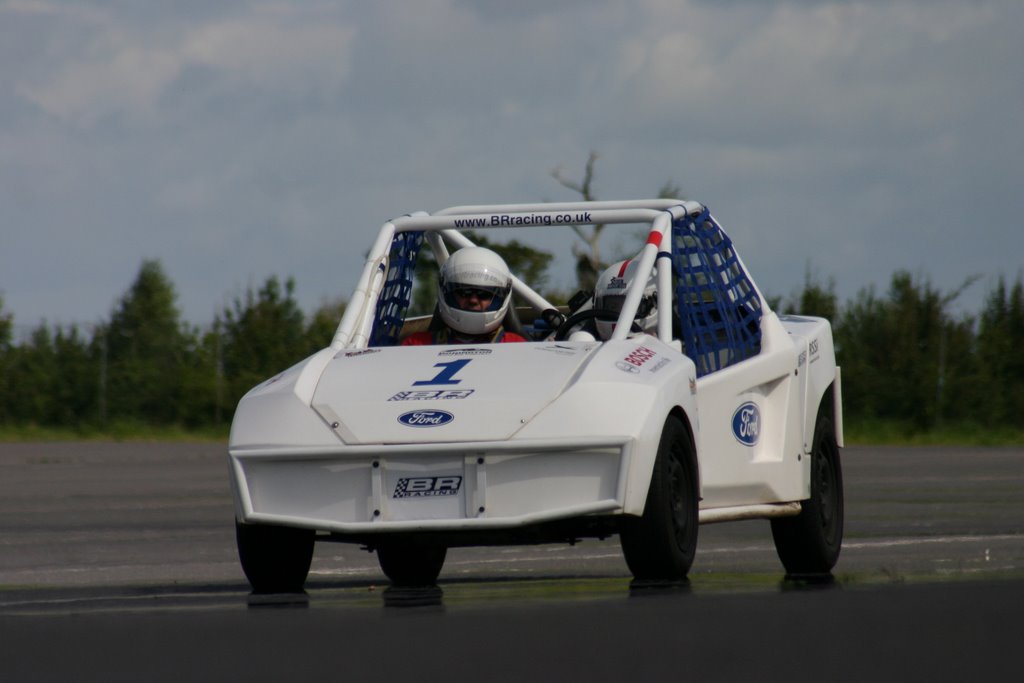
620, 416, 699, 580
235, 521, 315, 594
376, 541, 448, 587
771, 412, 844, 575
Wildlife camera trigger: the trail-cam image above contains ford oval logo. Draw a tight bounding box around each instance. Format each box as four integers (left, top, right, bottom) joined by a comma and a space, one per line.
398, 410, 454, 428
731, 401, 761, 446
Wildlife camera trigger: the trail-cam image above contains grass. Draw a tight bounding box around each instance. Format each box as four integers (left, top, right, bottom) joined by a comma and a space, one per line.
844, 419, 1024, 447
0, 422, 229, 443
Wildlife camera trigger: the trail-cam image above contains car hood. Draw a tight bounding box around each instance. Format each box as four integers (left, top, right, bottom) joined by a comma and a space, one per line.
311, 342, 600, 444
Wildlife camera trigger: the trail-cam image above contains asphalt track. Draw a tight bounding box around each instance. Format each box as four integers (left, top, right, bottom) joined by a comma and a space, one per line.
1, 442, 1022, 681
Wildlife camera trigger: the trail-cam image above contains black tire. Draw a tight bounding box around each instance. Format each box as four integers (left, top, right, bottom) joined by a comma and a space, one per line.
771, 413, 844, 574
620, 416, 699, 580
235, 521, 315, 594
376, 541, 447, 587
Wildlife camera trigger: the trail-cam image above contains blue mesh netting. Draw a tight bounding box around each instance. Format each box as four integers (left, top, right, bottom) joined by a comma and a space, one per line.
672, 209, 762, 376
369, 231, 424, 346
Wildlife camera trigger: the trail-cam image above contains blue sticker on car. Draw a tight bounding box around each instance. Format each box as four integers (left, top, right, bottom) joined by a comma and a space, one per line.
398, 410, 455, 427
413, 359, 472, 386
732, 401, 761, 446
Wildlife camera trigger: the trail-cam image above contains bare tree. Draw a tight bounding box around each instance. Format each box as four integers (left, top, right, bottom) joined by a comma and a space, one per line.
552, 152, 684, 290
551, 151, 605, 290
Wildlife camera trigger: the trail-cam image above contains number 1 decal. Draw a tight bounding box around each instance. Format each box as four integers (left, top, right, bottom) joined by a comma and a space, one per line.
413, 359, 472, 386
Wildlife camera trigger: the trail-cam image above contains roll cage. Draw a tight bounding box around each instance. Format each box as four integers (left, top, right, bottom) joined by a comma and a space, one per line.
331, 200, 764, 377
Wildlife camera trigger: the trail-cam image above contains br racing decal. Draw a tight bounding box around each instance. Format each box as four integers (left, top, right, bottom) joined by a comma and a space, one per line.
389, 390, 475, 401
393, 476, 463, 499
732, 402, 761, 446
398, 410, 455, 427
449, 211, 591, 228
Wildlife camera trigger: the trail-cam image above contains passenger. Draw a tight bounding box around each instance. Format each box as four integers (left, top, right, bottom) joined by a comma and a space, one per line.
590, 258, 659, 340
402, 247, 527, 345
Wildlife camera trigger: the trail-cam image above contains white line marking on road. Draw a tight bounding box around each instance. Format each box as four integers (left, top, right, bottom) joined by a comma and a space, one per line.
841, 534, 1021, 550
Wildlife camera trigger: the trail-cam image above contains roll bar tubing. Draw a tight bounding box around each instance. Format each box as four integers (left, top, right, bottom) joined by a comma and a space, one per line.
331, 200, 704, 350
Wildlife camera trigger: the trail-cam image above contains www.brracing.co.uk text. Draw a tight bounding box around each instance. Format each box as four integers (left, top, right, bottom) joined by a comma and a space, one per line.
453, 212, 592, 228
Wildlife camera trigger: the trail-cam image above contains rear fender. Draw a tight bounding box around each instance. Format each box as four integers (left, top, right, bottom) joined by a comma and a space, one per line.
780, 316, 839, 454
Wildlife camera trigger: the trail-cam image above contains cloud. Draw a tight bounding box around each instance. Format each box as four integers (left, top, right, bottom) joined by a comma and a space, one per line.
0, 0, 1021, 329
606, 1, 1004, 141
12, 3, 356, 126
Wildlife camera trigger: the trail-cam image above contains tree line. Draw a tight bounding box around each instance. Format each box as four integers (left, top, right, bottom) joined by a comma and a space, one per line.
0, 261, 344, 434
1, 257, 1022, 438
775, 269, 1023, 437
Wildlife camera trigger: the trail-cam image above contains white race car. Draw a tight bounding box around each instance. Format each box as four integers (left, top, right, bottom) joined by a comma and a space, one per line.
228, 199, 844, 592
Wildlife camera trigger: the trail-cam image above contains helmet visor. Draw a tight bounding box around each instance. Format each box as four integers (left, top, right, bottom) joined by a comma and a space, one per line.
595, 293, 626, 317
442, 282, 509, 312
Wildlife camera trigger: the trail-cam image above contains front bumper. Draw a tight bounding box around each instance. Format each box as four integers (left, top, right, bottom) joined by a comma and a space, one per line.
229, 437, 633, 534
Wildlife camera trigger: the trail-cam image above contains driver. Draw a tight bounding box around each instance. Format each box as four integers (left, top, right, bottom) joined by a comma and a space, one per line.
402, 247, 527, 345
590, 258, 659, 340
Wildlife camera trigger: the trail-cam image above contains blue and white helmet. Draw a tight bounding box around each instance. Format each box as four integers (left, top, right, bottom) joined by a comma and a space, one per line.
437, 247, 513, 335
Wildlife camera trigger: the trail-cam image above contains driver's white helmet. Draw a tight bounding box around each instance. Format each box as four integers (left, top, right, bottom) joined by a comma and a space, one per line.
593, 258, 657, 339
437, 247, 513, 335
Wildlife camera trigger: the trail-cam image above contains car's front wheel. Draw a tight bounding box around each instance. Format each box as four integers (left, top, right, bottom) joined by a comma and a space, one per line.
376, 541, 448, 587
771, 412, 844, 575
620, 416, 699, 580
235, 521, 315, 594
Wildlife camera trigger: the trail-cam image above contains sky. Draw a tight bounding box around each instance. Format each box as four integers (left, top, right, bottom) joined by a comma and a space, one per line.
2, 0, 1022, 338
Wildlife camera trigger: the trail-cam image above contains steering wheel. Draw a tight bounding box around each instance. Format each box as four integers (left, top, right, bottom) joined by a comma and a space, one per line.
554, 308, 641, 341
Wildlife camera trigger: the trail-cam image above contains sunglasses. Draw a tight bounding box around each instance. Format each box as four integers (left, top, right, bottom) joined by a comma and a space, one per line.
453, 287, 496, 301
